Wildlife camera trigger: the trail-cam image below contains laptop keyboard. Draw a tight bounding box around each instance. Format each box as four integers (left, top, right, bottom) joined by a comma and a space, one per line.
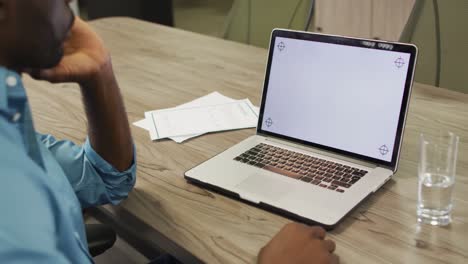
234, 143, 368, 193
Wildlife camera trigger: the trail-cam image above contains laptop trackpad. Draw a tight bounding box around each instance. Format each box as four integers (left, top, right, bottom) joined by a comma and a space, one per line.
235, 173, 289, 203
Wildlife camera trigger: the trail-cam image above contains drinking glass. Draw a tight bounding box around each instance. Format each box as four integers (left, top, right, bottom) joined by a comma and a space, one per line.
418, 131, 459, 226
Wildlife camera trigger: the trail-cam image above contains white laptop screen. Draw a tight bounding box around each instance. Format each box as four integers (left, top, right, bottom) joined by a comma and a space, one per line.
259, 32, 416, 165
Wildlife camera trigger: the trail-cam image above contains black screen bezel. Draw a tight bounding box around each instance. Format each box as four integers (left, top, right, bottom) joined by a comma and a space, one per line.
256, 29, 417, 169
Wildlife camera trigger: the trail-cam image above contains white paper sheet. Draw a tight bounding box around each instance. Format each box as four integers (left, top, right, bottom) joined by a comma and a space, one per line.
133, 118, 153, 131
133, 92, 260, 143
146, 99, 258, 140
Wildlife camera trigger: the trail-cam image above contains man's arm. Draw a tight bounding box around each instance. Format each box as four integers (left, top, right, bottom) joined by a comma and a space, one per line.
80, 60, 133, 172
36, 17, 133, 172
30, 17, 136, 207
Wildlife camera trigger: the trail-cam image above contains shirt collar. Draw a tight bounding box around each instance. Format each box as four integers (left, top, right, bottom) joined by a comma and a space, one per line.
0, 67, 25, 110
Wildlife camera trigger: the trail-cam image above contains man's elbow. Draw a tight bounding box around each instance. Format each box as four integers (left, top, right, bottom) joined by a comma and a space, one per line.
106, 169, 137, 205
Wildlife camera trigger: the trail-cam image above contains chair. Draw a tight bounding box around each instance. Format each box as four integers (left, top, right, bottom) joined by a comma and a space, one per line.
85, 0, 174, 26
86, 224, 117, 257
400, 0, 468, 93
223, 0, 314, 48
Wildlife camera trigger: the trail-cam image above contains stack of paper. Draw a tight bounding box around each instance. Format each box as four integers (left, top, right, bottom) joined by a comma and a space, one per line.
134, 92, 260, 143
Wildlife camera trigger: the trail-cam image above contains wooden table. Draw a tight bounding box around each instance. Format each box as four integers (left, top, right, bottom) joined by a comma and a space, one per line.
24, 18, 468, 264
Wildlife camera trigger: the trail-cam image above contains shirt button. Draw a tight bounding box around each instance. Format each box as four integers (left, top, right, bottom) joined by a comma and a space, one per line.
6, 75, 18, 87
11, 112, 21, 122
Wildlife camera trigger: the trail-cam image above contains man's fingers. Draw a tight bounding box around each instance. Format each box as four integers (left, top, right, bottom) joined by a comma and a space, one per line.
323, 239, 336, 253
330, 253, 340, 264
310, 226, 326, 239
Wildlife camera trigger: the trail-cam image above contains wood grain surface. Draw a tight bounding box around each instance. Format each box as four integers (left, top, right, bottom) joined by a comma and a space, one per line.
24, 18, 468, 264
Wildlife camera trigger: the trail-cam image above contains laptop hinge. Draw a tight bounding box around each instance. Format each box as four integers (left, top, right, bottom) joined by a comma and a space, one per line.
260, 134, 384, 170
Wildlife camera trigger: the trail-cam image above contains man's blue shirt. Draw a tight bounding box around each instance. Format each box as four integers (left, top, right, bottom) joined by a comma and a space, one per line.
0, 67, 137, 263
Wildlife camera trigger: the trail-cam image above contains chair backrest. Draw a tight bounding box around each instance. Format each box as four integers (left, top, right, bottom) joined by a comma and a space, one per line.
401, 0, 468, 93
223, 0, 313, 48
86, 0, 174, 26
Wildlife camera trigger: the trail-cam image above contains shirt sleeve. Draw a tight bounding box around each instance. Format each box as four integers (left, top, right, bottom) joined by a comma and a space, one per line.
37, 133, 137, 208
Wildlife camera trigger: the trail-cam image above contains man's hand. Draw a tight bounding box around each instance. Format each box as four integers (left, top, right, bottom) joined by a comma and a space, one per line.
258, 223, 339, 264
34, 16, 110, 85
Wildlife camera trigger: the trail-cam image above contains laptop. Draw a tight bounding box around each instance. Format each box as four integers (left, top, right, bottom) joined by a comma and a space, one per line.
185, 29, 417, 229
